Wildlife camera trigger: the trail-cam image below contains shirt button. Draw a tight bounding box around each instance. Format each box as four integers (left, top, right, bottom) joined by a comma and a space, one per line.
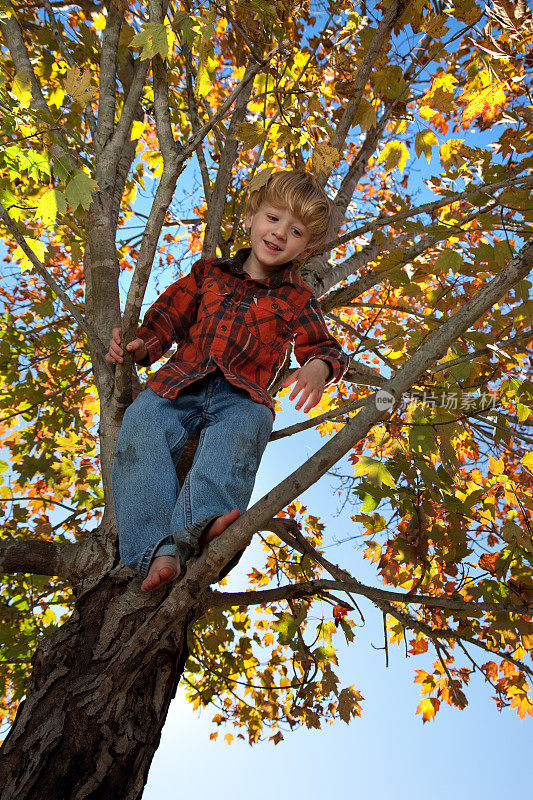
220, 325, 227, 331
272, 302, 279, 309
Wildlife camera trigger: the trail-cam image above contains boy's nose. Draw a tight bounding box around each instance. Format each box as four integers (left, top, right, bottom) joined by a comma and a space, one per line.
273, 224, 287, 241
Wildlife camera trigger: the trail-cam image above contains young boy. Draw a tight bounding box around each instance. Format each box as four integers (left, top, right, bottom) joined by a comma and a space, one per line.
107, 170, 348, 592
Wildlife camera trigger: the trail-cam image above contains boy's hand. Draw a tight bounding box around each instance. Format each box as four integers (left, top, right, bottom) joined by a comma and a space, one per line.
281, 359, 329, 413
105, 327, 148, 364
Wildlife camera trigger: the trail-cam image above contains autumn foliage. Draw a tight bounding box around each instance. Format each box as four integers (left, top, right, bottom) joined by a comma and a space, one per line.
0, 0, 532, 770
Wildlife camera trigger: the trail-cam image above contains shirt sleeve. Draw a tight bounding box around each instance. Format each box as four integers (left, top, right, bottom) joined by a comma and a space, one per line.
292, 294, 349, 385
136, 258, 205, 366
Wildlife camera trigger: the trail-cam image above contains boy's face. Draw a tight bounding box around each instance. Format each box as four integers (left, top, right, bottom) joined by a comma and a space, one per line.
244, 202, 312, 276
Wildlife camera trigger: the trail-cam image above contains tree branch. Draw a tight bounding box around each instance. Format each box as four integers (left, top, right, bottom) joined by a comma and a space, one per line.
330, 0, 414, 159
208, 579, 533, 616
183, 44, 213, 207
1, 1, 75, 167
0, 203, 107, 359
95, 2, 123, 152
201, 61, 256, 258
323, 173, 533, 255
0, 538, 79, 578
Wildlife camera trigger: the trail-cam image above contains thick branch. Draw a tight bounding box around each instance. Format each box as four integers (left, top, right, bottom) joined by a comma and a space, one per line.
0, 538, 78, 578
95, 3, 123, 152
113, 40, 183, 411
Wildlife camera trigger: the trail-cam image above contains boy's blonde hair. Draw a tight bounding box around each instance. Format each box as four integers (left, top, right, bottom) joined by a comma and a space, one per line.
246, 170, 333, 250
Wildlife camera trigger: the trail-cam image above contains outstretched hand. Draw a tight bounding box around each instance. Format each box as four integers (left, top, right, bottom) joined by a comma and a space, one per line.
105, 327, 148, 364
281, 359, 329, 413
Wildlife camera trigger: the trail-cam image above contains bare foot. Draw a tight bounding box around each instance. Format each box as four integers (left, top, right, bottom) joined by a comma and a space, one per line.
140, 555, 181, 593
199, 508, 241, 548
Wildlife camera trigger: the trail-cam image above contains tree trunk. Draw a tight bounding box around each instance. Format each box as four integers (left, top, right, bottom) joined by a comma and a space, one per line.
0, 533, 201, 800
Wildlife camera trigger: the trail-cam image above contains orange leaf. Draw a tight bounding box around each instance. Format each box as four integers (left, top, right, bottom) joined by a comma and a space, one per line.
462, 82, 506, 127
510, 693, 533, 720
488, 456, 504, 475
416, 697, 440, 722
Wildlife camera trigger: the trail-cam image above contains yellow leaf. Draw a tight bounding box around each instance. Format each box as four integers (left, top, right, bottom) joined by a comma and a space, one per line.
311, 142, 339, 177
63, 66, 95, 106
423, 71, 457, 114
35, 188, 66, 227
130, 120, 147, 141
440, 138, 465, 168
419, 106, 436, 120
417, 697, 440, 722
247, 166, 274, 195
13, 239, 47, 273
415, 129, 438, 163
92, 12, 107, 30
461, 82, 507, 127
488, 456, 504, 475
12, 71, 32, 109
521, 452, 533, 472
376, 140, 410, 174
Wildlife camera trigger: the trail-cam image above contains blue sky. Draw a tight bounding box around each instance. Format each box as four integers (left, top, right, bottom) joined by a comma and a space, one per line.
143, 400, 533, 799
119, 374, 532, 797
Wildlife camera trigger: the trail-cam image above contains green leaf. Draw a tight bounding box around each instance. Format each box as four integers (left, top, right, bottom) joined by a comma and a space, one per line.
361, 491, 379, 512
35, 188, 66, 227
440, 440, 460, 477
13, 239, 47, 273
353, 457, 396, 489
130, 22, 174, 61
434, 249, 463, 274
66, 170, 98, 211
516, 403, 531, 423
12, 70, 32, 108
272, 612, 297, 645
172, 10, 202, 46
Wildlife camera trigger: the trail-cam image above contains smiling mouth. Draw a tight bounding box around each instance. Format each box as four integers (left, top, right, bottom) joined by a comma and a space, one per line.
264, 240, 283, 252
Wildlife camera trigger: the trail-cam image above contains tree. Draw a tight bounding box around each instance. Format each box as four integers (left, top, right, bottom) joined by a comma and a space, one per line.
0, 0, 532, 796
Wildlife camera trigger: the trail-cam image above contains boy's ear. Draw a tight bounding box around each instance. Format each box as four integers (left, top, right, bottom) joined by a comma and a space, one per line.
243, 210, 252, 229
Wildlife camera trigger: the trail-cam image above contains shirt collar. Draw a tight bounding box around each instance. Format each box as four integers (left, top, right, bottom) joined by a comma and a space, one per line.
219, 248, 296, 289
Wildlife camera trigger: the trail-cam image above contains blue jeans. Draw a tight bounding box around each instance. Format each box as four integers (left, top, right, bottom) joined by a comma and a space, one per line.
112, 372, 273, 577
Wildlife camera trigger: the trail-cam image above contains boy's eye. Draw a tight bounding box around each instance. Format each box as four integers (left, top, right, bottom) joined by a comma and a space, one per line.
292, 228, 302, 237
267, 214, 278, 221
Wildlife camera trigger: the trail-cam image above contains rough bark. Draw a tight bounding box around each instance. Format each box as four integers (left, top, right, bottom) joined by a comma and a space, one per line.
0, 538, 204, 800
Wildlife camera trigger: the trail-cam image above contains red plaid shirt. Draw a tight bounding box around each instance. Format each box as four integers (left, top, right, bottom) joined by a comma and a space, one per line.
137, 248, 348, 417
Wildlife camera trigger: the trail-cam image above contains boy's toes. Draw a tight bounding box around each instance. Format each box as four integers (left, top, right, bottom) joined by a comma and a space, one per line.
200, 508, 241, 547
140, 556, 181, 593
